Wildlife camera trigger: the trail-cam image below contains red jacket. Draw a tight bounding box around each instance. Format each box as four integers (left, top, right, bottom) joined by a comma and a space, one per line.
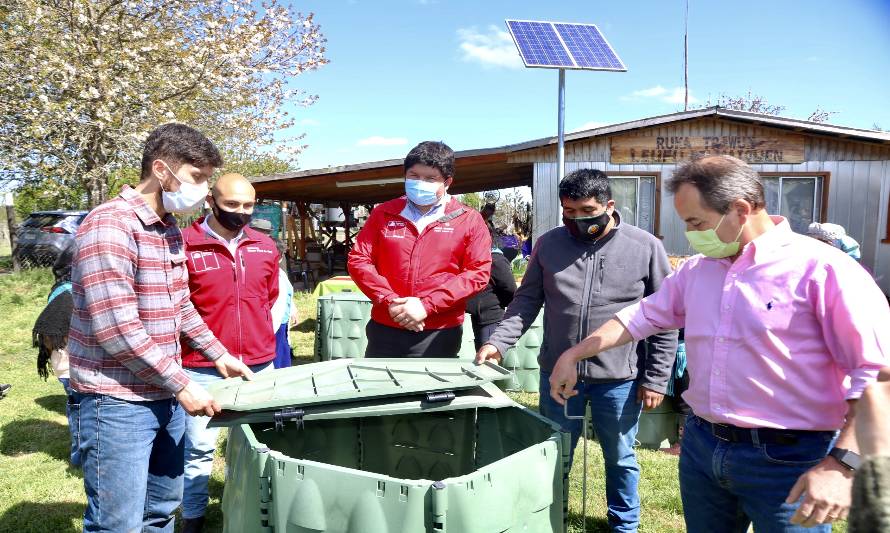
348, 197, 492, 330
181, 218, 280, 367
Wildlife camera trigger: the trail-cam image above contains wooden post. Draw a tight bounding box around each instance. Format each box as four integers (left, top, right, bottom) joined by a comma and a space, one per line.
297, 201, 309, 259
341, 202, 352, 248
4, 193, 19, 272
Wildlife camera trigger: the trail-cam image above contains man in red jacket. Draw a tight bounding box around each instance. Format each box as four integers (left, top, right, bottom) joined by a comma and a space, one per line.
348, 141, 492, 357
180, 172, 280, 532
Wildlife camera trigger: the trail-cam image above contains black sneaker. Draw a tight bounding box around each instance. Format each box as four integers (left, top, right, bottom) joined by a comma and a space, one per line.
0, 384, 10, 399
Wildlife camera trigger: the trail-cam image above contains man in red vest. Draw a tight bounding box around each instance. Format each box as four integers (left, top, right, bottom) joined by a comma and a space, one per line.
348, 141, 491, 357
180, 173, 280, 532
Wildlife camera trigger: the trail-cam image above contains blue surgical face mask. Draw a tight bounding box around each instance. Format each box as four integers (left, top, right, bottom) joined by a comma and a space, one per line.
159, 161, 209, 214
405, 178, 442, 206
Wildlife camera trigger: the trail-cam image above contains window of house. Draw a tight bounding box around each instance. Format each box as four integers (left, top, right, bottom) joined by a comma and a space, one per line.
609, 176, 657, 234
761, 176, 824, 234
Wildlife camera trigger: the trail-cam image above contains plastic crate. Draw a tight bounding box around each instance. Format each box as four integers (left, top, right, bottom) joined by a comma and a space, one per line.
635, 397, 680, 449
316, 293, 478, 361
212, 359, 570, 533
498, 310, 544, 393
314, 294, 373, 361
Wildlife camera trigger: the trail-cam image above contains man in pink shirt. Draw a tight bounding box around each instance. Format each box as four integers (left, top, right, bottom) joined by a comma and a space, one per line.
548, 155, 890, 532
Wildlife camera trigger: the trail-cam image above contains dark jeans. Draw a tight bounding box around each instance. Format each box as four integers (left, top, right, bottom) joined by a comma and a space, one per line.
365, 320, 462, 357
539, 370, 642, 533
71, 393, 185, 532
680, 415, 836, 533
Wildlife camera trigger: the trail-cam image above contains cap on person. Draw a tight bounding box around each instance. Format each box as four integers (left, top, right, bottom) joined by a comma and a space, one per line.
250, 219, 273, 234
807, 222, 846, 243
807, 222, 861, 261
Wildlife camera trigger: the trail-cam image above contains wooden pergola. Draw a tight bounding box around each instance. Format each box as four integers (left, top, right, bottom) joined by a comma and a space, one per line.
250, 146, 533, 264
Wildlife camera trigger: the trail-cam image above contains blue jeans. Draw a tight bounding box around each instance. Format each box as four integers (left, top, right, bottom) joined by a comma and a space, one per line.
539, 370, 642, 533
680, 415, 836, 533
182, 362, 272, 519
58, 378, 81, 467
72, 393, 185, 533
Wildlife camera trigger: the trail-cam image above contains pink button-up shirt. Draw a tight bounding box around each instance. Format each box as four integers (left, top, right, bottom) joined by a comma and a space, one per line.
616, 217, 889, 430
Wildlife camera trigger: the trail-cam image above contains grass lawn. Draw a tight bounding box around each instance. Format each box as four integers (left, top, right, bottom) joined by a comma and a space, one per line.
0, 269, 845, 532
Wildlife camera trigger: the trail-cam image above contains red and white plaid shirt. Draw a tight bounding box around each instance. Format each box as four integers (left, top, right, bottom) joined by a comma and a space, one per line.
69, 186, 228, 401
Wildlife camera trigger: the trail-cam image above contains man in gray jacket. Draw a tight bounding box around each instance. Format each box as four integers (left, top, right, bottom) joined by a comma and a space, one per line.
476, 168, 677, 533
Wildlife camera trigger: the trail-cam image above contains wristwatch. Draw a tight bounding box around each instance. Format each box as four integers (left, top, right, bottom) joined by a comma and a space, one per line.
828, 447, 862, 471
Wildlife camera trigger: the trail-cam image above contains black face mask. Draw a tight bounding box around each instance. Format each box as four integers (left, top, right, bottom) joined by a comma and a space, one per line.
563, 211, 611, 242
212, 203, 252, 232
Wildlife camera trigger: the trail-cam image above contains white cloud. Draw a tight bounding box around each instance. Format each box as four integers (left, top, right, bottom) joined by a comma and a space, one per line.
632, 86, 668, 98
356, 136, 409, 147
299, 118, 320, 126
571, 121, 610, 133
623, 85, 699, 105
457, 25, 523, 69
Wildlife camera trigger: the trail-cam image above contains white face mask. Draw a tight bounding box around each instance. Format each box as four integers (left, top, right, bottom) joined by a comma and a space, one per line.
159, 161, 209, 214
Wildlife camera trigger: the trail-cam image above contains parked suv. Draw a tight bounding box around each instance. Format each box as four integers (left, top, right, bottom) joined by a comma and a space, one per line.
13, 210, 88, 266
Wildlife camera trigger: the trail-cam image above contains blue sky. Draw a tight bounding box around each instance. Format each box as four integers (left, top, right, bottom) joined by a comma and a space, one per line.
283, 0, 890, 171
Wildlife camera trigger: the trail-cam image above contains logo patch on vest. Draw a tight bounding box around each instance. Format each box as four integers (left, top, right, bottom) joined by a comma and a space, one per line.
245, 246, 273, 255
190, 251, 220, 272
384, 220, 408, 239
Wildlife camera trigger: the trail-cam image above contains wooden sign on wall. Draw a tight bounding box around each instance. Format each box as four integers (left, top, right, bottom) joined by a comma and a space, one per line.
610, 132, 805, 164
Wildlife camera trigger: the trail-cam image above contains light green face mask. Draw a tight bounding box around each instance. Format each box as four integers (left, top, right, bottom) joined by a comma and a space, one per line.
685, 215, 744, 258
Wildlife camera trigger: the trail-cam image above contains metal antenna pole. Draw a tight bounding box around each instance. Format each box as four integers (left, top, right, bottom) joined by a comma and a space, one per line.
557, 68, 566, 182
565, 394, 589, 533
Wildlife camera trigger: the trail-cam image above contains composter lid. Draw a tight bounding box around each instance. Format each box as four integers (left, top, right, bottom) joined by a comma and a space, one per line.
207, 359, 513, 428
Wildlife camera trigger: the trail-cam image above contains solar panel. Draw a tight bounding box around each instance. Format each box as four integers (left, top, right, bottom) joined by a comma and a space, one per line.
506, 20, 626, 72
553, 23, 626, 71
506, 20, 574, 68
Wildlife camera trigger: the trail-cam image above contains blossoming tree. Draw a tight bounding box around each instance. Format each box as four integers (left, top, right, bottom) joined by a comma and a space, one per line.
0, 0, 328, 207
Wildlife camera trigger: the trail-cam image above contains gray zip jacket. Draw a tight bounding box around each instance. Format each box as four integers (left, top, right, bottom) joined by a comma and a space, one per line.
487, 213, 678, 392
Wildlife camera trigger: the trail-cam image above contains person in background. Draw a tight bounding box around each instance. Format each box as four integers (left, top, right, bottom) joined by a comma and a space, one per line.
33, 243, 78, 464
250, 218, 296, 369
851, 366, 890, 532
477, 169, 678, 533
34, 242, 76, 394
68, 123, 253, 532
466, 230, 516, 350
180, 173, 279, 532
807, 222, 861, 261
348, 141, 491, 358
520, 236, 532, 259
480, 202, 503, 250
549, 155, 890, 532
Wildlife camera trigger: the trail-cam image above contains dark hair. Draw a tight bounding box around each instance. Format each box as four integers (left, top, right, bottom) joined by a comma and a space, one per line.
140, 123, 223, 180
403, 141, 454, 179
558, 168, 612, 203
52, 242, 76, 285
667, 155, 765, 213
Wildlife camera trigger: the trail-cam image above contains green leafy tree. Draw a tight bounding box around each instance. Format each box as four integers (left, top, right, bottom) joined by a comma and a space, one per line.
459, 192, 483, 210
0, 0, 327, 207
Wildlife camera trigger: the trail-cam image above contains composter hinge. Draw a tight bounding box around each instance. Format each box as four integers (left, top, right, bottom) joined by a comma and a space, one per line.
274, 407, 305, 432
424, 391, 455, 404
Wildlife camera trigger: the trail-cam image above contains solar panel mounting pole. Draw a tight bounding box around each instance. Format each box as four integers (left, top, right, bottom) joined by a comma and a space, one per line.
557, 69, 566, 181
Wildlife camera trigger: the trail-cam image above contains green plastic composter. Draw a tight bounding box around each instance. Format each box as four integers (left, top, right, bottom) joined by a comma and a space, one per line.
209, 359, 570, 533
314, 293, 544, 392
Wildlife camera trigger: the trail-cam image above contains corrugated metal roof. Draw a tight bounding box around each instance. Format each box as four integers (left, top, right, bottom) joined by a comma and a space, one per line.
254, 107, 890, 184
508, 107, 890, 152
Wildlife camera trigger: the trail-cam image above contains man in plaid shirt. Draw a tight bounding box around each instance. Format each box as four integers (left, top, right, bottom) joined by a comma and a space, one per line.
68, 123, 253, 532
